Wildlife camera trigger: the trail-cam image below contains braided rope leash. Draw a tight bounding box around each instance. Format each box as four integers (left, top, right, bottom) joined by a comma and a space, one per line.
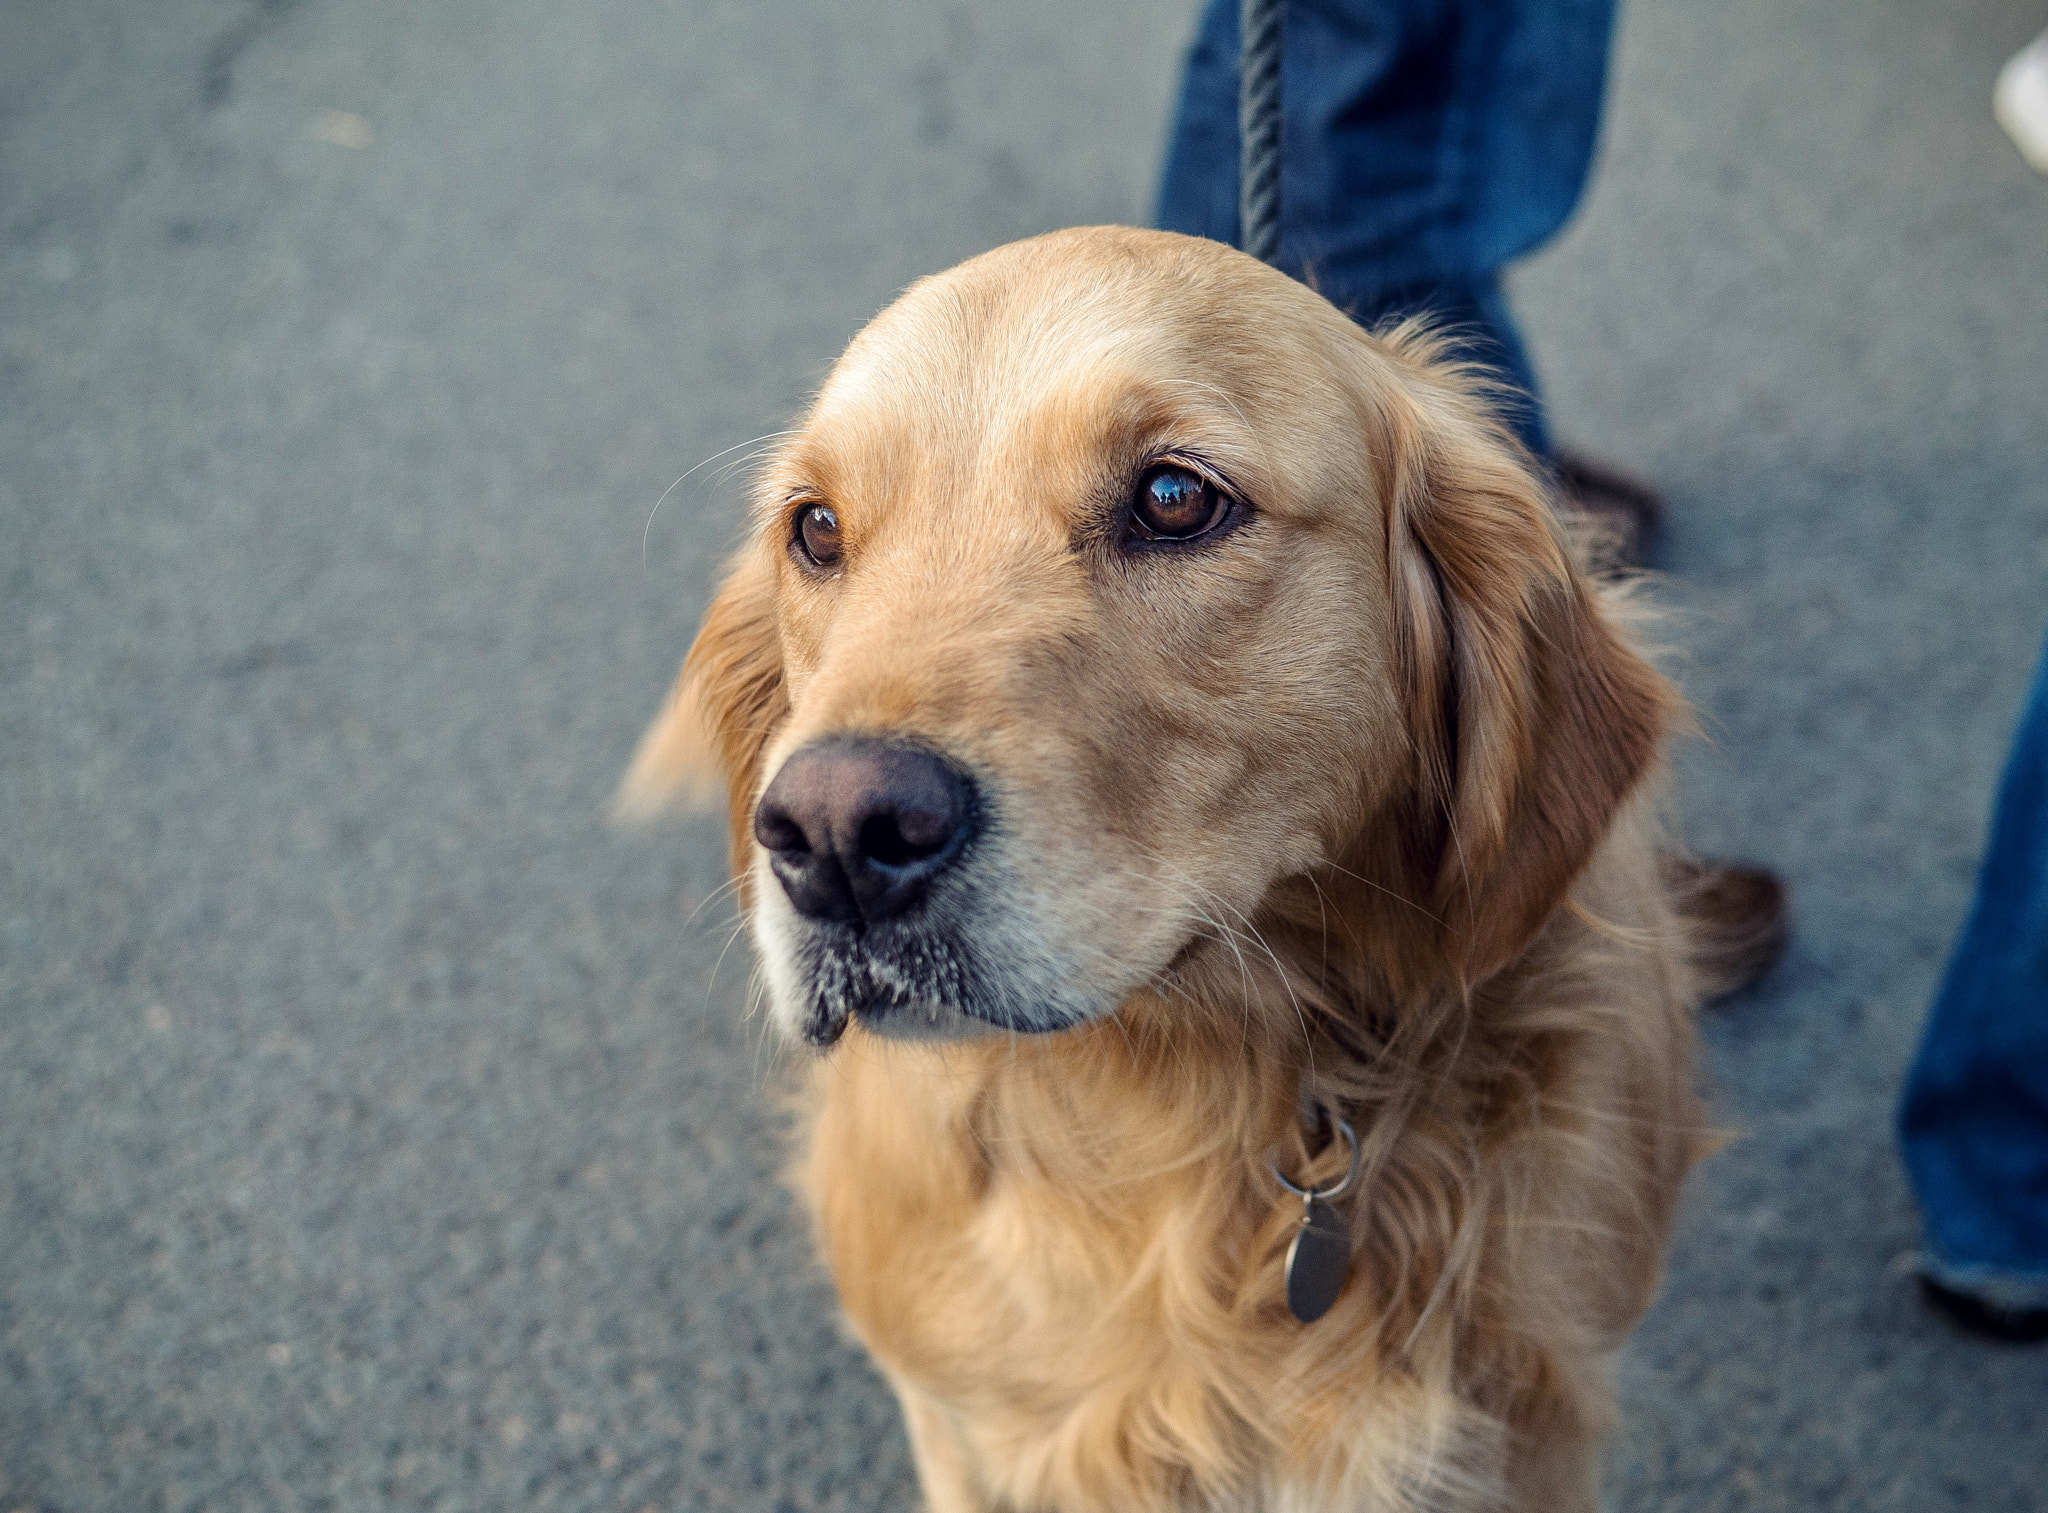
1238, 0, 1286, 265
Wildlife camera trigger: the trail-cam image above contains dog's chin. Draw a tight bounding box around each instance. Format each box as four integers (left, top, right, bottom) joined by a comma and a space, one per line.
759, 918, 1107, 1049
790, 977, 1085, 1049
845, 997, 1001, 1045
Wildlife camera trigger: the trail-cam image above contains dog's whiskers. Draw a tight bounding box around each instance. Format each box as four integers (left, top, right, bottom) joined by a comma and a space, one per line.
704, 913, 754, 1020
683, 872, 750, 931
1163, 862, 1320, 1087
641, 428, 800, 570
1315, 857, 1445, 927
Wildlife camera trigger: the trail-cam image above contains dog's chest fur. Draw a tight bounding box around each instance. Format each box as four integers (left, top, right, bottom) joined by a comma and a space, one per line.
797, 1035, 1344, 1511
788, 913, 1694, 1513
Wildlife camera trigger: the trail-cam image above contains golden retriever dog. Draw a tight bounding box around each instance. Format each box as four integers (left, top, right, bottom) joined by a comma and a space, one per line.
619, 226, 1714, 1512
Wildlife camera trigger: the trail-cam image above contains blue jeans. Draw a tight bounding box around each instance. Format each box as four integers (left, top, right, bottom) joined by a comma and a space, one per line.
1154, 0, 1619, 457
1900, 638, 2048, 1310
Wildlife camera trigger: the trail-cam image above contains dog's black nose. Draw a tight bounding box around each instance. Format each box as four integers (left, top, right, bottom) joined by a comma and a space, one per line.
753, 739, 974, 926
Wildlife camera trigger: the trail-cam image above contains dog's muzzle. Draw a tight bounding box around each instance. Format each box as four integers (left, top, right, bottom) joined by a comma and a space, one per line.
754, 737, 1008, 1045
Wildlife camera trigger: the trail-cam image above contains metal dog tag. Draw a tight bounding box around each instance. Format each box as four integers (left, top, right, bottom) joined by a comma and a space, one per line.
1284, 1195, 1351, 1323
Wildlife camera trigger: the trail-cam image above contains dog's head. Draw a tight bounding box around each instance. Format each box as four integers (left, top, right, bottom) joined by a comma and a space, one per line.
621, 228, 1672, 1047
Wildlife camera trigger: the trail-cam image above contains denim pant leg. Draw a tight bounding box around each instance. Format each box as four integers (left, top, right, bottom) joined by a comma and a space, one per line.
1154, 0, 1618, 459
1900, 637, 2048, 1310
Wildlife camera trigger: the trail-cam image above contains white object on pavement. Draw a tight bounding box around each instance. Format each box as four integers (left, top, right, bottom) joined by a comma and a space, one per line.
1994, 27, 2048, 174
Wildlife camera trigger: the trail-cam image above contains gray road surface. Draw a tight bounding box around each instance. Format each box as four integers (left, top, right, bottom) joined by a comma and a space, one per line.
4, 1, 2047, 1509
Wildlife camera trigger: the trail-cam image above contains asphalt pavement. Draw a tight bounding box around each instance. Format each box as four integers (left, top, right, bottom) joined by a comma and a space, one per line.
3, 1, 2046, 1509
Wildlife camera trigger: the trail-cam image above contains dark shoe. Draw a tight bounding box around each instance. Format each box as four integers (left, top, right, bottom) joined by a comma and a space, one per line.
1668, 858, 1789, 1002
1919, 1276, 2048, 1344
1557, 450, 1664, 570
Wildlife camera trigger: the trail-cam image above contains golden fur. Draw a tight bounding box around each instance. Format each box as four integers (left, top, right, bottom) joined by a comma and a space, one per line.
621, 227, 1707, 1512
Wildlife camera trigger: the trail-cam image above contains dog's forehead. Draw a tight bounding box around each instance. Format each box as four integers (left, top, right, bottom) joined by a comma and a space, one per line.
769, 232, 1382, 532
818, 271, 1202, 444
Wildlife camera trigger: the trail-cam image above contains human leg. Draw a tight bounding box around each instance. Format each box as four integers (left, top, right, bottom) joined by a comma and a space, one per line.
1155, 0, 1619, 459
1900, 636, 2048, 1335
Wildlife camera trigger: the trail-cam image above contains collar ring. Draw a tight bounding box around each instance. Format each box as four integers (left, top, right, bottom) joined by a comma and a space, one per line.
1270, 1108, 1361, 1203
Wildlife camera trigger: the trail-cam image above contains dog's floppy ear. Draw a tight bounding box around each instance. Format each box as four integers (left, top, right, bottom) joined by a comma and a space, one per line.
1377, 369, 1676, 989
614, 549, 786, 866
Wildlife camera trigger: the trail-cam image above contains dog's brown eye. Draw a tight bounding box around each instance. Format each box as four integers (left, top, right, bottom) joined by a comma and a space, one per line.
1130, 465, 1228, 541
795, 502, 843, 568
